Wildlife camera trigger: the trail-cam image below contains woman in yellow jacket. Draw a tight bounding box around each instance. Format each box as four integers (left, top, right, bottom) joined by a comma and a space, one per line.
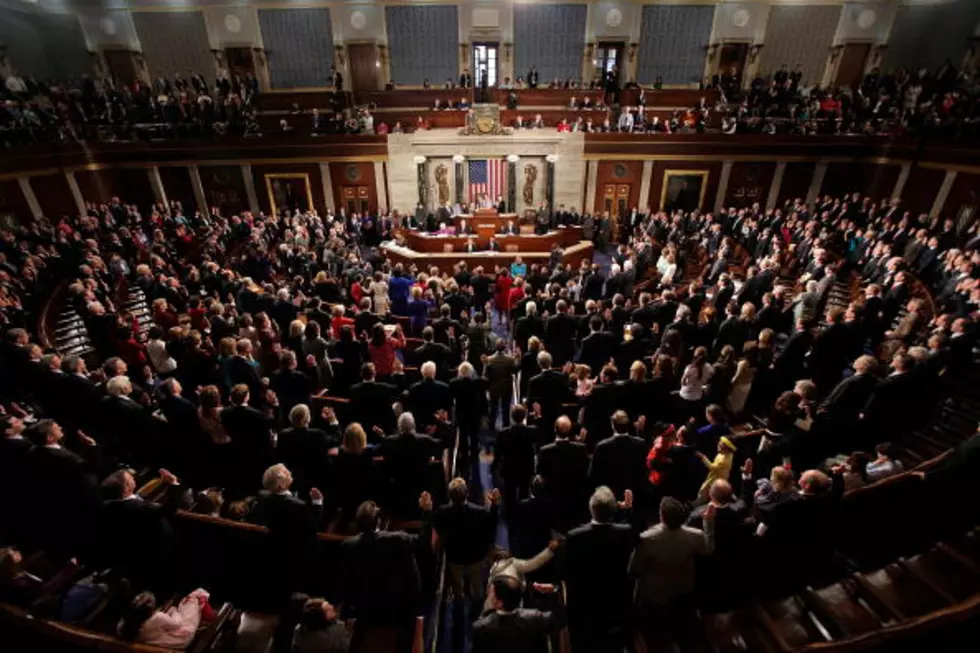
696, 436, 737, 500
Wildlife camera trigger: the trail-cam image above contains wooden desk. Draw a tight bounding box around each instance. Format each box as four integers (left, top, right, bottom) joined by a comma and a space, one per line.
453, 213, 520, 229
356, 89, 474, 108
400, 227, 584, 253
494, 88, 604, 107
383, 239, 594, 274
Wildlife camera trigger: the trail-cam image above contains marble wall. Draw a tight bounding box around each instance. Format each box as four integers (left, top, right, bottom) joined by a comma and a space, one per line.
387, 130, 585, 214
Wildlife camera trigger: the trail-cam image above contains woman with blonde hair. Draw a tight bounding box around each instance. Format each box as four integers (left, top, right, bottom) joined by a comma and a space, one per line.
334, 423, 375, 525
728, 341, 759, 416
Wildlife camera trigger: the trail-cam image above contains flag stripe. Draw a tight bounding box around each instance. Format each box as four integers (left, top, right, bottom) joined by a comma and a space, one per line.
468, 159, 506, 205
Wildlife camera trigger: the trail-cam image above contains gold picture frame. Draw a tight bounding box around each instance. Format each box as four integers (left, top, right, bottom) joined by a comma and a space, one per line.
264, 173, 315, 217
660, 170, 709, 213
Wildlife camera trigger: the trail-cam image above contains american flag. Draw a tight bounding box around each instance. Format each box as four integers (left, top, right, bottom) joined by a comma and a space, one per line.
468, 159, 505, 204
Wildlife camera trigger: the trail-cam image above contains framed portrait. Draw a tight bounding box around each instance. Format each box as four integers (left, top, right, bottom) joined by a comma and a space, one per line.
660, 170, 709, 213
264, 173, 314, 216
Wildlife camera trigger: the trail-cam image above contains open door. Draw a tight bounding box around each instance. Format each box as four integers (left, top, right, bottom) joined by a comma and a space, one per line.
103, 49, 140, 85
225, 47, 256, 78
834, 43, 872, 91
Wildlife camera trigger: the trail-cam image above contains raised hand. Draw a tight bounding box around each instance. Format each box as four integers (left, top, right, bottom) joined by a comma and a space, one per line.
485, 488, 502, 506
419, 491, 433, 512
159, 468, 179, 485
310, 487, 323, 502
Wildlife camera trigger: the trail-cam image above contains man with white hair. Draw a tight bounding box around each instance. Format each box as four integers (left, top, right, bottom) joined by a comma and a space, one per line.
277, 404, 340, 495
450, 360, 489, 464
99, 375, 158, 464
564, 485, 636, 652
248, 463, 324, 592
407, 360, 452, 431
380, 412, 442, 515
513, 300, 544, 350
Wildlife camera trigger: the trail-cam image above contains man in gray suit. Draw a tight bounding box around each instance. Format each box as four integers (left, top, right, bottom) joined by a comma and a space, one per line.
629, 497, 715, 647
792, 280, 820, 325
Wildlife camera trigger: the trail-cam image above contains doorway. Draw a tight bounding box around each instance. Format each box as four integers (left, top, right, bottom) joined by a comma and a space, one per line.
602, 183, 631, 241
717, 43, 748, 85
264, 174, 313, 216
103, 49, 140, 85
594, 41, 624, 86
224, 47, 256, 78
342, 186, 371, 215
473, 43, 498, 88
348, 43, 381, 92
835, 43, 872, 91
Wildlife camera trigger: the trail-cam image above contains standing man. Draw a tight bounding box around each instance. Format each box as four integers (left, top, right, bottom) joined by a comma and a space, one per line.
331, 66, 344, 91
528, 66, 539, 89
459, 68, 473, 89
485, 341, 518, 428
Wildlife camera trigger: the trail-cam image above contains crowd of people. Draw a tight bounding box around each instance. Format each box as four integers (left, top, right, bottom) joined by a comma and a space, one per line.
0, 181, 978, 652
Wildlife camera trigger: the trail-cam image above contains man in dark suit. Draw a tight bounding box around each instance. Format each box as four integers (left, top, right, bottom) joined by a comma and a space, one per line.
449, 361, 489, 467
221, 384, 274, 496
380, 412, 443, 515
589, 411, 647, 498
861, 353, 917, 447
276, 405, 340, 495
409, 327, 454, 379
473, 575, 564, 653
563, 486, 637, 652
459, 69, 473, 88
544, 300, 578, 365
269, 350, 314, 417
526, 352, 570, 432
99, 375, 161, 465
98, 468, 181, 592
499, 220, 519, 236
433, 478, 500, 613
27, 419, 101, 557
576, 315, 616, 374
248, 463, 324, 593
581, 365, 628, 444
227, 339, 264, 404
536, 416, 588, 531
408, 362, 453, 431
513, 302, 544, 350
493, 404, 538, 514
348, 362, 399, 441
484, 341, 518, 428
340, 496, 433, 653
59, 354, 102, 436
809, 308, 852, 394
157, 378, 207, 482
527, 66, 539, 89
820, 355, 878, 420
0, 415, 34, 545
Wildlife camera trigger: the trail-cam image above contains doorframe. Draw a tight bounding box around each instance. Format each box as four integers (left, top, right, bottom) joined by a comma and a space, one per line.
472, 41, 500, 89
264, 173, 314, 216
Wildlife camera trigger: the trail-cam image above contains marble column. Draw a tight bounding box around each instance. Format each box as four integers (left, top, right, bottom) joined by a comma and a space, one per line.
546, 158, 556, 210
147, 166, 168, 208
507, 159, 517, 212
65, 171, 86, 216
767, 162, 787, 211
416, 161, 426, 208
188, 165, 208, 216
318, 163, 335, 214
240, 165, 260, 215
374, 161, 388, 213
454, 157, 465, 205
930, 170, 957, 219
806, 162, 828, 203
714, 161, 733, 213
17, 177, 43, 219
892, 162, 912, 201
637, 161, 653, 212
584, 160, 598, 215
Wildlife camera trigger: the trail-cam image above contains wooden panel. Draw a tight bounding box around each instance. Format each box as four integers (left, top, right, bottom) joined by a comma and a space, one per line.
594, 160, 643, 214
328, 162, 377, 214
371, 110, 466, 131
778, 162, 816, 206
493, 88, 603, 108
30, 173, 76, 219
348, 43, 381, 92
649, 160, 722, 212
0, 179, 34, 223
725, 162, 776, 209
357, 89, 473, 108
835, 43, 871, 91
402, 230, 570, 253
252, 163, 326, 215
158, 166, 197, 215
941, 171, 980, 220
103, 49, 140, 84
199, 165, 249, 216
901, 166, 946, 216
73, 167, 153, 208
821, 162, 899, 201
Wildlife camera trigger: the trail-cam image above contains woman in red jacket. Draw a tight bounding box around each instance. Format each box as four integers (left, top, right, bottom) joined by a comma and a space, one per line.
494, 268, 513, 325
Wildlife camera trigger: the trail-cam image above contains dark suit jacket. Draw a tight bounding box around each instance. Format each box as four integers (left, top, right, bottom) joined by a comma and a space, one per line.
563, 521, 637, 622
536, 439, 588, 512
581, 381, 628, 443
221, 404, 273, 490
485, 353, 518, 396
862, 372, 917, 428
381, 432, 442, 498
473, 609, 563, 653
544, 313, 578, 363
0, 437, 33, 540
277, 426, 339, 492
433, 501, 498, 565
98, 395, 160, 464
494, 424, 538, 481
820, 372, 878, 418
514, 315, 544, 350
410, 342, 454, 377
227, 355, 264, 399
589, 434, 647, 496
99, 491, 179, 578
526, 369, 570, 427
269, 368, 314, 415
449, 376, 489, 425
407, 378, 453, 429
349, 380, 398, 438
576, 331, 616, 373
28, 445, 100, 554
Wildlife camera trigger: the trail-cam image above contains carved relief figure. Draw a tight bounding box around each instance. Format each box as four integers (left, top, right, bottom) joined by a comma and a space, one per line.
523, 164, 538, 206
435, 164, 450, 205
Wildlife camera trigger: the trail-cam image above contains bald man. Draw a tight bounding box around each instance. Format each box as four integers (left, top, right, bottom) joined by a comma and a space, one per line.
535, 415, 589, 531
